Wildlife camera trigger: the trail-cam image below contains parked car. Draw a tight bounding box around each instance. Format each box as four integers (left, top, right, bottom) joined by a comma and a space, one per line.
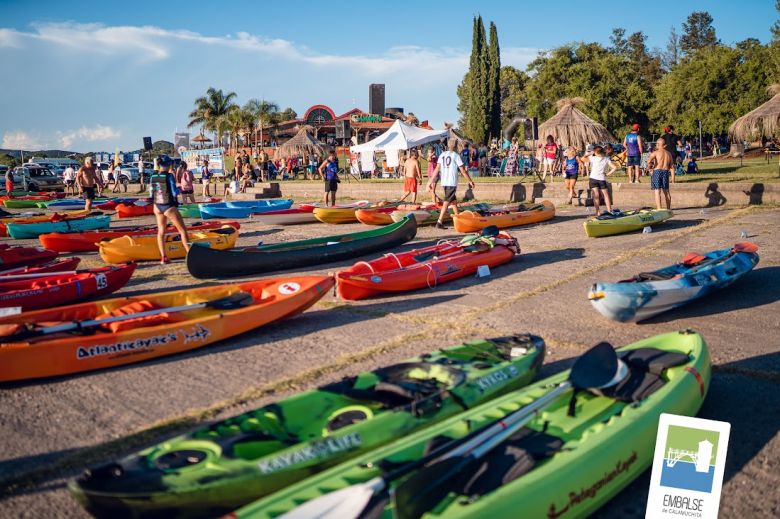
10, 164, 65, 192
121, 162, 154, 183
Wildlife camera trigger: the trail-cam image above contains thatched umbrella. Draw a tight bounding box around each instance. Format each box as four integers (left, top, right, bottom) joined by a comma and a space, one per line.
729, 84, 780, 142
443, 123, 472, 152
275, 126, 326, 160
537, 98, 615, 150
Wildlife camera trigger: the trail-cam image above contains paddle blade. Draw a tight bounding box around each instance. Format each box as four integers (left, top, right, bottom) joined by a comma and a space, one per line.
570, 341, 618, 390
681, 252, 707, 266
393, 456, 467, 519
734, 242, 758, 254
206, 291, 254, 310
279, 481, 378, 519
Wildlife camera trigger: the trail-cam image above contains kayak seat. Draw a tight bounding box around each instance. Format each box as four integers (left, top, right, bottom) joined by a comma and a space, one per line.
630, 271, 677, 282
95, 300, 181, 333
488, 334, 538, 361
591, 348, 690, 402
455, 427, 564, 498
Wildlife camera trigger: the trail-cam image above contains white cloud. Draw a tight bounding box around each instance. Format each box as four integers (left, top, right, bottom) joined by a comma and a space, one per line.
58, 125, 120, 149
2, 131, 44, 150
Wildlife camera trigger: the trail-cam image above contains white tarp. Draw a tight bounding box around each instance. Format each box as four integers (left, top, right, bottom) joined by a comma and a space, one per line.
350, 120, 448, 153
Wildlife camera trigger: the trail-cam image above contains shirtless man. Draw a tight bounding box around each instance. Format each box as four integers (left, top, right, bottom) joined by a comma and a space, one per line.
399, 149, 422, 203
76, 156, 104, 211
647, 139, 675, 210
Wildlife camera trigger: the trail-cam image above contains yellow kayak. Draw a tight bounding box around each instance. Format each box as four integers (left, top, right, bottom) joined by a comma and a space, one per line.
313, 201, 388, 224
584, 208, 673, 237
98, 226, 238, 263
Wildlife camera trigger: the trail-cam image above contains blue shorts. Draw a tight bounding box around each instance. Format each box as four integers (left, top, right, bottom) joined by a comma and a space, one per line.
626, 155, 641, 166
651, 169, 670, 190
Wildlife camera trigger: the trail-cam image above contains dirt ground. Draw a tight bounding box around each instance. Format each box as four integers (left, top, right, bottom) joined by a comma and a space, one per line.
0, 201, 778, 518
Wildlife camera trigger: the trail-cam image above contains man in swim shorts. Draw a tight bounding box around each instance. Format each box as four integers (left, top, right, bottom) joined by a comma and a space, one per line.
647, 138, 675, 210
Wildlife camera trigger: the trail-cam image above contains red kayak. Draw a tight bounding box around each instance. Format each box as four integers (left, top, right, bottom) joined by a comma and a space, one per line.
0, 257, 81, 276
116, 203, 154, 218
336, 231, 519, 300
0, 245, 58, 270
38, 220, 242, 253
0, 263, 136, 311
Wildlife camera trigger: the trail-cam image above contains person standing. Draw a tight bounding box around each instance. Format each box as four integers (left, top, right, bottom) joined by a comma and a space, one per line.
112, 163, 123, 193
76, 157, 103, 211
478, 142, 488, 177
505, 137, 519, 176
4, 167, 14, 198
178, 164, 196, 204
562, 147, 582, 204
540, 135, 558, 182
399, 149, 422, 203
647, 138, 675, 210
711, 136, 720, 157
150, 156, 190, 264
661, 126, 679, 161
623, 123, 644, 183
587, 145, 616, 215
428, 139, 475, 229
201, 157, 212, 199
138, 157, 147, 193
426, 148, 441, 203
62, 164, 76, 195
318, 151, 340, 207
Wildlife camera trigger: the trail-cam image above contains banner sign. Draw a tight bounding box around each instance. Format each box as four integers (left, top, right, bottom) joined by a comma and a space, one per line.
181, 148, 225, 176
350, 114, 384, 123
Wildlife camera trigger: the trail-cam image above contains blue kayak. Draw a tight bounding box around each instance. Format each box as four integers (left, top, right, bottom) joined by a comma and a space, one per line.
199, 199, 293, 219
588, 242, 759, 322
7, 215, 112, 239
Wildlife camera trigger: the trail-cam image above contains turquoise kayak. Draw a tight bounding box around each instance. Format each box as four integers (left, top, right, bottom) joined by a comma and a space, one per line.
6, 215, 111, 239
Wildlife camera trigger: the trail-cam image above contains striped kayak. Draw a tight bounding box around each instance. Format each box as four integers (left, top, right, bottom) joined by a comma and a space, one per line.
589, 242, 759, 322
187, 216, 417, 278
199, 200, 294, 219
314, 201, 397, 224
356, 203, 437, 226
0, 210, 91, 237
70, 334, 545, 517
452, 201, 556, 233
337, 231, 519, 300
39, 220, 241, 253
232, 330, 710, 519
0, 245, 58, 270
7, 215, 111, 239
584, 208, 673, 237
98, 225, 239, 263
0, 263, 136, 311
0, 257, 81, 277
0, 275, 333, 382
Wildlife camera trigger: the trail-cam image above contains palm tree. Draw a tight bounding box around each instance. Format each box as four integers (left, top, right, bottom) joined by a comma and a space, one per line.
244, 99, 279, 148
188, 88, 239, 145
224, 107, 255, 152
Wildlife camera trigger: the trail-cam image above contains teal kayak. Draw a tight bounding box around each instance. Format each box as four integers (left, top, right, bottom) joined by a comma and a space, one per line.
6, 215, 111, 239
70, 334, 545, 517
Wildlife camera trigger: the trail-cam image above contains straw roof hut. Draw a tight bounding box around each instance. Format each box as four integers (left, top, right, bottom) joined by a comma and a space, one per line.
275, 126, 327, 160
729, 84, 780, 141
443, 123, 472, 152
537, 98, 615, 150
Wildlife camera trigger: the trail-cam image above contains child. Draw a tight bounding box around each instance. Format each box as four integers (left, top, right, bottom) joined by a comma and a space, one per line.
587, 146, 616, 215
686, 157, 699, 174
562, 147, 582, 205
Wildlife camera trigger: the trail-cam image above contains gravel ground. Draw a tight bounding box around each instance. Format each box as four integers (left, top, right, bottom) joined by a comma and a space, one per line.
0, 200, 777, 518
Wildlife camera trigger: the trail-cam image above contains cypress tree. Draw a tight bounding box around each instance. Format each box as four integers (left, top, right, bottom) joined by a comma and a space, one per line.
488, 22, 502, 140
466, 16, 490, 143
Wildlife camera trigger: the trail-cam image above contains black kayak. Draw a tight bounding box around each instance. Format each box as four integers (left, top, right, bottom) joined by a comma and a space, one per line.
186, 215, 418, 278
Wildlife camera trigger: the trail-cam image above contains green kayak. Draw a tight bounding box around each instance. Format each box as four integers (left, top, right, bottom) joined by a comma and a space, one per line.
70, 334, 546, 517
4, 199, 48, 209
233, 330, 710, 519
179, 204, 202, 218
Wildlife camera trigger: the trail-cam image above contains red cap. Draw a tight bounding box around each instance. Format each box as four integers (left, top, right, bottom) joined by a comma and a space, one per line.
631, 123, 640, 131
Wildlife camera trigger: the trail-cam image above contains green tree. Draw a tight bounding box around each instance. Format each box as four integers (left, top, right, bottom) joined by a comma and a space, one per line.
188, 87, 238, 144
488, 22, 502, 141
680, 11, 718, 55
663, 26, 681, 70
244, 99, 279, 147
274, 107, 298, 122
500, 66, 528, 131
459, 16, 490, 143
773, 1, 780, 42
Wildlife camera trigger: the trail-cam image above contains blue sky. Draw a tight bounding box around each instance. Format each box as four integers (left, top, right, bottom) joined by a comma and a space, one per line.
0, 0, 775, 152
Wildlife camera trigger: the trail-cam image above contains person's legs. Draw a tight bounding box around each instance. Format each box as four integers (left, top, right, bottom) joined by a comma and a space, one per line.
602, 187, 613, 213
664, 188, 671, 209
654, 189, 662, 210
329, 190, 336, 206
412, 184, 417, 204
399, 190, 410, 202
165, 208, 191, 252
438, 200, 450, 224
154, 209, 168, 261
591, 187, 601, 214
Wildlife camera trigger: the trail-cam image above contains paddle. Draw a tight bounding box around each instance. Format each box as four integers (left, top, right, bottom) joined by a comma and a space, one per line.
278, 342, 622, 519
2, 292, 253, 341
678, 242, 758, 275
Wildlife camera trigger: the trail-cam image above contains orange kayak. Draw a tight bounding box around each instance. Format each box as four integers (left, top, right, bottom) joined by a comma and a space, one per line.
355, 203, 435, 226
0, 275, 334, 381
336, 232, 518, 300
452, 200, 556, 233
116, 203, 154, 218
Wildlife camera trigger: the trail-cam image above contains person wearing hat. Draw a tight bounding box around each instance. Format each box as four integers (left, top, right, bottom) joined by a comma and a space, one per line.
150, 155, 190, 264
623, 123, 644, 183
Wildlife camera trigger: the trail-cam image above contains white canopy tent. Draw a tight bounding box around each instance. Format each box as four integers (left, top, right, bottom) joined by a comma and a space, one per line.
350, 120, 448, 152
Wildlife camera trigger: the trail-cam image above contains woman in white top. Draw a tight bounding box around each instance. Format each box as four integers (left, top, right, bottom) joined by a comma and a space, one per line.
587, 145, 616, 215
63, 166, 76, 195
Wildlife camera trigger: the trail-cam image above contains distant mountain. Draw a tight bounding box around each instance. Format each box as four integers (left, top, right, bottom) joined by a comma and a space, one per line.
0, 149, 80, 158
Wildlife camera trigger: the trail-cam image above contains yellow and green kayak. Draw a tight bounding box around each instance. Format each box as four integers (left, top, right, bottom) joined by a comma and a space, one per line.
584, 208, 673, 237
